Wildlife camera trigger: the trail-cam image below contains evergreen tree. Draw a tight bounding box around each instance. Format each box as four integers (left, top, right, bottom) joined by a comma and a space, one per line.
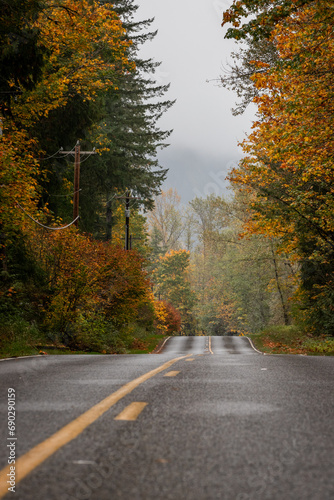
36, 0, 174, 239
83, 0, 174, 238
154, 250, 197, 335
0, 0, 46, 117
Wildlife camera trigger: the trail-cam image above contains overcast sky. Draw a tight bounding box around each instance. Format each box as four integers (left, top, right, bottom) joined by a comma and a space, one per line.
135, 0, 255, 203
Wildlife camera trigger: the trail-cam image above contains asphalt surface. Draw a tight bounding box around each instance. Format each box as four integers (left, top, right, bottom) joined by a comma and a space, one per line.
0, 336, 333, 500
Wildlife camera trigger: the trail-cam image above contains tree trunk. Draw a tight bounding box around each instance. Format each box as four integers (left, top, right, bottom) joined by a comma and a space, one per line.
270, 241, 289, 325
106, 198, 112, 242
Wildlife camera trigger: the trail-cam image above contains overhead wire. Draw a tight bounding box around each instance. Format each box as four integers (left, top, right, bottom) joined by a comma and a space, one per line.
129, 199, 139, 209
38, 143, 78, 161
48, 189, 82, 198
79, 151, 97, 164
106, 190, 127, 204
17, 203, 79, 230
38, 147, 64, 161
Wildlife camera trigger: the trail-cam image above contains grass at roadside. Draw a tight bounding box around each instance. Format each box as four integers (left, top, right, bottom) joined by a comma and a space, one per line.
248, 325, 334, 355
0, 341, 103, 359
0, 339, 166, 358
0, 317, 167, 359
127, 334, 166, 354
4, 318, 333, 359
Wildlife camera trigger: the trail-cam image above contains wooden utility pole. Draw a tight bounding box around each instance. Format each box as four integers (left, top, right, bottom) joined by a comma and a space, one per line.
73, 143, 80, 226
106, 198, 112, 241
125, 191, 130, 250
60, 141, 96, 227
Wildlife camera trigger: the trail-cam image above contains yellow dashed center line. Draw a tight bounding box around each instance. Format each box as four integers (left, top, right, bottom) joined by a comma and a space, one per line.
0, 354, 191, 499
115, 402, 148, 421
164, 370, 180, 377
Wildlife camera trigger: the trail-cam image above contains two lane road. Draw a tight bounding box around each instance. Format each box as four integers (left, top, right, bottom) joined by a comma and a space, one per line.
0, 336, 333, 499
161, 335, 259, 355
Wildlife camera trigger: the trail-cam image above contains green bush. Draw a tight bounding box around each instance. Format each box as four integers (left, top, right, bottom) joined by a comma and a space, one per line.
63, 315, 126, 353
0, 315, 45, 358
301, 338, 334, 354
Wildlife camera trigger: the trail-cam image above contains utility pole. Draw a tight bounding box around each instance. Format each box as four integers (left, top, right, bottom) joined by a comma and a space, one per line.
125, 190, 130, 251
114, 190, 144, 250
106, 198, 112, 241
129, 234, 143, 250
73, 143, 80, 226
60, 141, 96, 227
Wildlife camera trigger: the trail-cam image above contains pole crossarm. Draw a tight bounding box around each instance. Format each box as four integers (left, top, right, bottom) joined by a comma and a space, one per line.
60, 151, 97, 155
115, 196, 145, 201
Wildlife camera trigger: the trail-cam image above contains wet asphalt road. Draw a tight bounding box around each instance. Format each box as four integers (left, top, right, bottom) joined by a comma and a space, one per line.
0, 336, 333, 500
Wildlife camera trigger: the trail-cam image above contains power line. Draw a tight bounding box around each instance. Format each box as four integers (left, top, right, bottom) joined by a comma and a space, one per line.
49, 189, 82, 198
106, 190, 127, 204
38, 147, 64, 161
79, 151, 97, 164
17, 203, 79, 230
129, 199, 139, 209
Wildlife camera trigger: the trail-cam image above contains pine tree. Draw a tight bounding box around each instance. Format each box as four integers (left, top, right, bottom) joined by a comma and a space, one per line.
81, 0, 175, 238
36, 0, 174, 239
0, 0, 46, 117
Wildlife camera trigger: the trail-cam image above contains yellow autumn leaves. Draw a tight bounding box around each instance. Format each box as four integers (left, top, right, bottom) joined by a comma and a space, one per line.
1, 0, 134, 239
10, 0, 134, 128
229, 4, 334, 253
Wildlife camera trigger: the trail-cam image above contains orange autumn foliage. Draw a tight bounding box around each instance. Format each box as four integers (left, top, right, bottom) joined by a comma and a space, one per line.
228, 3, 334, 258
1, 0, 133, 243
225, 2, 334, 333
154, 300, 181, 335
30, 227, 152, 333
0, 1, 165, 350
8, 0, 133, 128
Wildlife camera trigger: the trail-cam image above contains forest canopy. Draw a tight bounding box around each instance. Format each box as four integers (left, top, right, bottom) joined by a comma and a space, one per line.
221, 0, 334, 335
1, 0, 333, 358
0, 0, 177, 355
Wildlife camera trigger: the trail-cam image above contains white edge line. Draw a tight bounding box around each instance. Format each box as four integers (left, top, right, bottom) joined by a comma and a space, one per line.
245, 336, 267, 355
209, 336, 213, 355
0, 354, 45, 362
154, 336, 171, 354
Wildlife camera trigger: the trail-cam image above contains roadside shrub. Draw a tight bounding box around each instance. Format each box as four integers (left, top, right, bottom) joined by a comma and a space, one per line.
69, 315, 125, 353
30, 228, 154, 345
154, 300, 181, 335
0, 315, 44, 357
301, 338, 334, 355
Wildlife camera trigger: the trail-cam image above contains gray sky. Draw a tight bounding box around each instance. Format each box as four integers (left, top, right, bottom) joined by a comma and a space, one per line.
136, 0, 255, 203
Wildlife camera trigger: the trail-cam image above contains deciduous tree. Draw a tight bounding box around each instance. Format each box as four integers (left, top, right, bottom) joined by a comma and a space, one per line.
222, 1, 334, 333
153, 249, 197, 334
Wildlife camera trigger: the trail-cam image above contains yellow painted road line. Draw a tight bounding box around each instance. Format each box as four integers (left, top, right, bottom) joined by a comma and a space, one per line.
114, 402, 148, 421
186, 358, 195, 362
164, 370, 180, 377
0, 355, 190, 499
